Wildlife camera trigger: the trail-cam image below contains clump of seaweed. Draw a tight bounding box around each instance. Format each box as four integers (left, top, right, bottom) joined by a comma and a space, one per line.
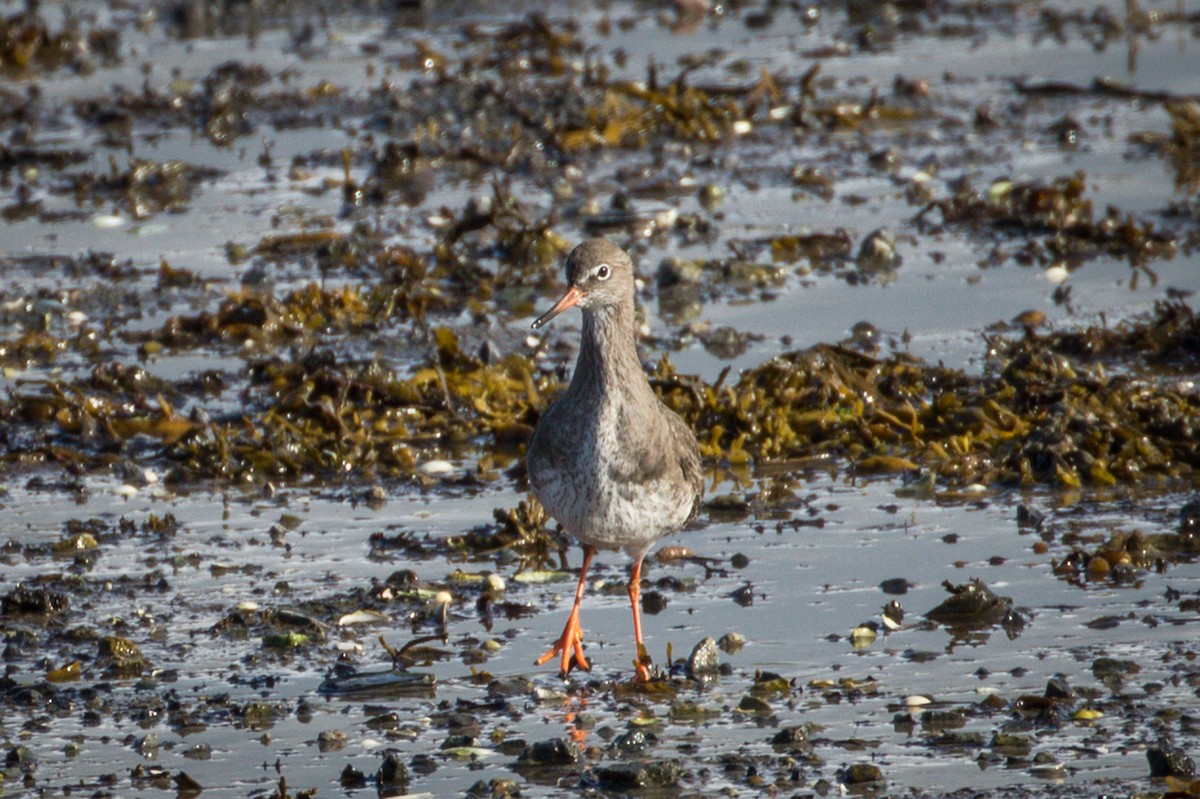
160, 327, 551, 482
916, 173, 1178, 266
0, 7, 120, 75
2, 296, 1197, 492
656, 301, 1200, 489
69, 158, 223, 219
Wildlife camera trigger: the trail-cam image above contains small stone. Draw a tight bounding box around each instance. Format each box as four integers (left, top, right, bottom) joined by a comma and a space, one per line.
420, 459, 454, 477
856, 228, 900, 273
5, 744, 36, 773
1147, 745, 1195, 778
686, 637, 720, 679
340, 764, 367, 788
656, 257, 705, 287
595, 761, 682, 790
717, 632, 745, 653
317, 729, 347, 752
376, 749, 409, 787
841, 763, 884, 785
517, 738, 577, 767
737, 695, 773, 714
614, 730, 650, 753
771, 724, 816, 750
174, 771, 203, 796
1044, 675, 1073, 701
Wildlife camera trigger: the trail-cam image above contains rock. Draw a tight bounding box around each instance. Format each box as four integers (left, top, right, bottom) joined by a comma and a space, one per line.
135, 733, 159, 755
488, 675, 534, 697
443, 712, 481, 737
717, 632, 745, 653
99, 636, 148, 674
174, 771, 203, 797
771, 724, 816, 751
1044, 675, 1073, 701
440, 734, 476, 750
1147, 744, 1195, 778
1016, 504, 1044, 529
924, 578, 1012, 627
730, 583, 754, 607
317, 729, 347, 752
737, 695, 773, 714
657, 257, 705, 287
686, 637, 720, 679
377, 749, 409, 787
339, 764, 367, 789
5, 744, 37, 773
614, 730, 651, 754
595, 761, 683, 790
841, 763, 884, 785
2, 585, 69, 616
920, 710, 965, 731
855, 228, 900, 274
516, 738, 577, 767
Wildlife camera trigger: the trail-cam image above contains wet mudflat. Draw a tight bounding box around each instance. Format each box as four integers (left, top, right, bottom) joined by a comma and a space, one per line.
2, 0, 1200, 797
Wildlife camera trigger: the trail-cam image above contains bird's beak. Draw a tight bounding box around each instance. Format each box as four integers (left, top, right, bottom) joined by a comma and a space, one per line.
532, 285, 583, 330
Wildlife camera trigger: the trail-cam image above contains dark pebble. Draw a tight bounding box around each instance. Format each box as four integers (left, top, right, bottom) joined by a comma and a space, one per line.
366, 712, 400, 731
1044, 675, 1073, 701
377, 749, 409, 787
1016, 504, 1045, 529
841, 763, 884, 785
1, 585, 69, 616
441, 734, 477, 750
1147, 744, 1195, 778
444, 712, 481, 737
340, 764, 367, 788
929, 731, 985, 747
5, 744, 36, 772
517, 738, 578, 767
879, 577, 910, 595
174, 771, 203, 797
641, 590, 668, 615
771, 724, 815, 750
410, 753, 437, 775
595, 760, 683, 790
614, 730, 652, 753
920, 710, 965, 731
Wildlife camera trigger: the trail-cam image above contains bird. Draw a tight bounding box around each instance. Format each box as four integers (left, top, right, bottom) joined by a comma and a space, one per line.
527, 238, 703, 682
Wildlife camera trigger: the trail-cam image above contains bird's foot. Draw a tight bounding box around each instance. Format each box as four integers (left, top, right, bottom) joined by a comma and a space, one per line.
536, 612, 590, 677
632, 643, 654, 682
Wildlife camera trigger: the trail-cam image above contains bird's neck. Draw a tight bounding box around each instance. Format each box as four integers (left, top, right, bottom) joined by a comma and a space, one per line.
573, 303, 647, 398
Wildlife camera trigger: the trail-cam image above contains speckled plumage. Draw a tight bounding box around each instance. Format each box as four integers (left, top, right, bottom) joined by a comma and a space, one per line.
527, 238, 703, 680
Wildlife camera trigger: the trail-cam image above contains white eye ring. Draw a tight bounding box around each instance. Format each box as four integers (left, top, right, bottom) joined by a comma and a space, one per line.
595, 263, 611, 280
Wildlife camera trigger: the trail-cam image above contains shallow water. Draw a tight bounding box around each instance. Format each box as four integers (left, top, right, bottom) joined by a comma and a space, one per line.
4, 475, 1198, 796
2, 0, 1199, 796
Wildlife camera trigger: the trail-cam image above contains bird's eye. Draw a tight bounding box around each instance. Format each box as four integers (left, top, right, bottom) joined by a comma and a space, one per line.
595, 264, 611, 280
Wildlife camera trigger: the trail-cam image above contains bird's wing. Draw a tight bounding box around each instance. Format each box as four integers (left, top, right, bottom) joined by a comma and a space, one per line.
607, 401, 703, 522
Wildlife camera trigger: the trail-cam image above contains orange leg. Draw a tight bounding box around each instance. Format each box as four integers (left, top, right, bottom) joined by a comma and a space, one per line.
627, 555, 653, 681
536, 545, 595, 677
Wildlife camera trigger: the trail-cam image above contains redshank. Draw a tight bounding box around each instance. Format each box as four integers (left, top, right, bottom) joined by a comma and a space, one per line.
527, 238, 703, 681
